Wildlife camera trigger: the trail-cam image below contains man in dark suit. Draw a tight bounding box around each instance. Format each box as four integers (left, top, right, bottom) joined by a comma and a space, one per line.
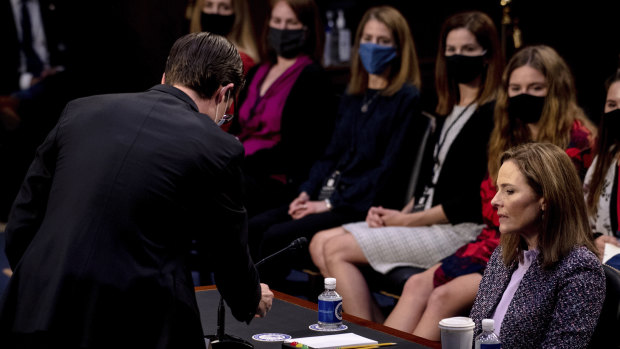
0, 32, 273, 349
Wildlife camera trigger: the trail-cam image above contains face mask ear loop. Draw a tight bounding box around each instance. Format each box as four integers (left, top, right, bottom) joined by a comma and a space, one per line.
217, 88, 234, 126
214, 95, 220, 125
232, 89, 238, 121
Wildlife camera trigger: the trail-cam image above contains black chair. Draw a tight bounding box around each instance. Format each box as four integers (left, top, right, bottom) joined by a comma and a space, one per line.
362, 265, 425, 299
404, 111, 436, 204
361, 111, 435, 307
372, 110, 436, 209
588, 263, 620, 348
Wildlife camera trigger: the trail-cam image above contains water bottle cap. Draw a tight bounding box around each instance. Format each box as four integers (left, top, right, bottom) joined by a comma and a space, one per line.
481, 319, 495, 331
336, 10, 345, 28
324, 277, 336, 288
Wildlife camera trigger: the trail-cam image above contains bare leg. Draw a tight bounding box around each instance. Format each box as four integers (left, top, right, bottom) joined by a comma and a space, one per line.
383, 264, 440, 333
309, 227, 347, 277
323, 233, 383, 322
412, 273, 482, 340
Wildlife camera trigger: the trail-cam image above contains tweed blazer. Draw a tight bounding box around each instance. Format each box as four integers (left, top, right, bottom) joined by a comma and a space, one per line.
470, 246, 605, 348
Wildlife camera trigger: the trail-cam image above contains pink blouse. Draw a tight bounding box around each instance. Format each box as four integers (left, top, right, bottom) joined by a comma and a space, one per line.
491, 249, 539, 335
237, 55, 313, 156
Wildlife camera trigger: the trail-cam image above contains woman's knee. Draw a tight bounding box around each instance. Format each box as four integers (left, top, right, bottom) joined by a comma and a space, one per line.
401, 270, 434, 299
427, 284, 453, 308
323, 234, 358, 266
309, 229, 330, 257
425, 283, 472, 316
427, 274, 481, 311
402, 273, 424, 294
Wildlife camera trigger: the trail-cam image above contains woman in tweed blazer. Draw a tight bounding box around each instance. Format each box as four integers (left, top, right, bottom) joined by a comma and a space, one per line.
470, 143, 605, 348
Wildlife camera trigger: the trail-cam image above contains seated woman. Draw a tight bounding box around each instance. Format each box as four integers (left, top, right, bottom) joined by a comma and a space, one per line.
249, 6, 425, 278
383, 44, 596, 340
309, 11, 503, 322
584, 69, 620, 258
189, 0, 259, 71
471, 142, 605, 347
229, 0, 334, 217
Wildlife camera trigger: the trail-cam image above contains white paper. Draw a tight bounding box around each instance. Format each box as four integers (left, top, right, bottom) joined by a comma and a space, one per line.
285, 333, 377, 349
603, 243, 620, 263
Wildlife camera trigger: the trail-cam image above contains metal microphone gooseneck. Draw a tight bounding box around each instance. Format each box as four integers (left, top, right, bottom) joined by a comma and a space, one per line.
205, 237, 308, 349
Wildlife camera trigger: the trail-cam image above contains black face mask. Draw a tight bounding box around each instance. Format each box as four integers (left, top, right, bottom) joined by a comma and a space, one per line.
602, 108, 620, 143
445, 54, 486, 84
507, 94, 546, 124
201, 13, 235, 37
268, 27, 306, 59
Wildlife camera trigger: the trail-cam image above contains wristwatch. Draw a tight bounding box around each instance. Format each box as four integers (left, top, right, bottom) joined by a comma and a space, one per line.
324, 199, 332, 211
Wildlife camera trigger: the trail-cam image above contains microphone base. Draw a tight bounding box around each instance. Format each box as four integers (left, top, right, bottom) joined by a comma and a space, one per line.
205, 334, 254, 349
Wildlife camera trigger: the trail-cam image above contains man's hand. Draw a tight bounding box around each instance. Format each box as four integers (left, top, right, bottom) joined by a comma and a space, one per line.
255, 283, 273, 318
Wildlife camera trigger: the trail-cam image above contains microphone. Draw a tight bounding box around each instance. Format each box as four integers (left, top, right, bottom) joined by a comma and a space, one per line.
255, 237, 307, 268
206, 237, 308, 349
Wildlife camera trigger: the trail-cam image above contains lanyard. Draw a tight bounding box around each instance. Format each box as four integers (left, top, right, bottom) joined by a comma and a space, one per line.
433, 103, 474, 166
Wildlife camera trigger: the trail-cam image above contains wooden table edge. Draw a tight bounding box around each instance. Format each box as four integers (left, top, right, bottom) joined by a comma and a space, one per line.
195, 286, 441, 349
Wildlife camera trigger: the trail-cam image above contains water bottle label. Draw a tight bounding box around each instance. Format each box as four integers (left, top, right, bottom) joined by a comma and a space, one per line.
480, 343, 501, 349
318, 299, 342, 323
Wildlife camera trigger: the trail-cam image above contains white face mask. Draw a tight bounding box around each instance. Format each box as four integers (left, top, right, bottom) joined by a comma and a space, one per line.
215, 88, 233, 126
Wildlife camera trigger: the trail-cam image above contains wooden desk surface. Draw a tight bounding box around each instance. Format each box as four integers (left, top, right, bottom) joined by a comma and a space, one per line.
196, 286, 441, 349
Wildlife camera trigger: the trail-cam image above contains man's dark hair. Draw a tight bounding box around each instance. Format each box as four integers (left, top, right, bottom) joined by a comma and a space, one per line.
164, 32, 244, 99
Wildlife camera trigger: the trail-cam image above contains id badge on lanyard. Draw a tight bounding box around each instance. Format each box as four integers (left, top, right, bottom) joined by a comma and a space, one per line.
413, 186, 432, 212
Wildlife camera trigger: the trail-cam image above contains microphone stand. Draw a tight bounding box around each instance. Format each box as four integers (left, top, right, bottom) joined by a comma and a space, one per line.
205, 238, 308, 349
204, 298, 253, 349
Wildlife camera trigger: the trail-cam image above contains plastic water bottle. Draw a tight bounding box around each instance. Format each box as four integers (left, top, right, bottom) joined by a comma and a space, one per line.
323, 10, 335, 66
317, 277, 343, 329
475, 319, 501, 348
336, 9, 351, 63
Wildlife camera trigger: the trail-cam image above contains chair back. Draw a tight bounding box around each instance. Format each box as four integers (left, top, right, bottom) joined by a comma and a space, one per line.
588, 263, 620, 348
405, 111, 435, 202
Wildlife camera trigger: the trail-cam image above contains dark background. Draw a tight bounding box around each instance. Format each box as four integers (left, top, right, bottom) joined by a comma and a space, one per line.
68, 0, 620, 122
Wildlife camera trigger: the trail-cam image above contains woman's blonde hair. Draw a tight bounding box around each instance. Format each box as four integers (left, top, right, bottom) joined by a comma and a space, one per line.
434, 11, 503, 116
498, 143, 598, 268
189, 0, 259, 62
488, 45, 594, 180
348, 6, 420, 97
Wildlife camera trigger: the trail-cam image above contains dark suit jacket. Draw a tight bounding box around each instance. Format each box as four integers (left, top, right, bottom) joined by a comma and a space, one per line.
0, 85, 261, 349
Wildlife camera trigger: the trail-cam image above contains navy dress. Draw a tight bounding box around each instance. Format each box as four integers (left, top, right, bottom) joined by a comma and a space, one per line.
249, 83, 427, 271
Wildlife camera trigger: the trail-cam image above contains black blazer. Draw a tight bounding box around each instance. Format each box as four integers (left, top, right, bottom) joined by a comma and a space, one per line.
415, 101, 495, 224
0, 85, 260, 348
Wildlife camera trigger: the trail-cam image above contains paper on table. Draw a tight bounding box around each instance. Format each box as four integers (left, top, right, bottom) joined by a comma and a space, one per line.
603, 243, 620, 263
285, 333, 377, 349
